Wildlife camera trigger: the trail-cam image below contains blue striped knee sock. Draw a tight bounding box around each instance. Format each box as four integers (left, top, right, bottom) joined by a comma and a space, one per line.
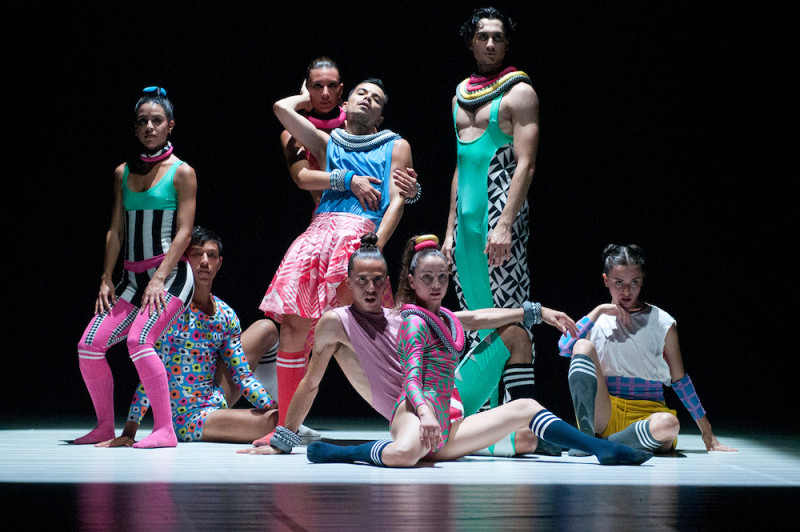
530, 410, 652, 465
306, 439, 392, 466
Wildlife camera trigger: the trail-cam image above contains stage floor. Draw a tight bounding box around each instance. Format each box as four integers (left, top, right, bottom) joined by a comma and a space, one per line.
2, 419, 798, 530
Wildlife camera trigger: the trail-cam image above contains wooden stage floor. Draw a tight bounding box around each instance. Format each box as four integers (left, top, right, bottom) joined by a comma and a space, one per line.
2, 419, 798, 530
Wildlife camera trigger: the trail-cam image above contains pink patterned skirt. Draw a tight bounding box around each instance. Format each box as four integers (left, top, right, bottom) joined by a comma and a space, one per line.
259, 212, 375, 321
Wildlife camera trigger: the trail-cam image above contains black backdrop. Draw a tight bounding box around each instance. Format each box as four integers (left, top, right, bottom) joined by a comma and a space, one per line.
5, 1, 795, 429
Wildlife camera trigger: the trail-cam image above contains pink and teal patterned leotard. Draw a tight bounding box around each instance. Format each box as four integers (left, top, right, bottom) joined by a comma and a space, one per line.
393, 304, 465, 452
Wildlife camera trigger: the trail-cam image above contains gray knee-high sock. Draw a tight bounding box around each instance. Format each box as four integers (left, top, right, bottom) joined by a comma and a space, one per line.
254, 340, 279, 399
568, 354, 597, 437
607, 420, 665, 451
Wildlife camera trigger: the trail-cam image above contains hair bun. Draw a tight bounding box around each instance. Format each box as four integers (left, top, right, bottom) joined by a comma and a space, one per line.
413, 234, 440, 252
360, 232, 379, 249
602, 244, 620, 260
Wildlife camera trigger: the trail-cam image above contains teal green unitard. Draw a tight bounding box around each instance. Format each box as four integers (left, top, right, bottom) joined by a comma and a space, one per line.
452, 93, 533, 408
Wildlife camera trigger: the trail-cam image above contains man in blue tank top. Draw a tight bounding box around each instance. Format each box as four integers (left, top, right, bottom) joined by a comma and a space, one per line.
260, 78, 417, 436
442, 7, 542, 416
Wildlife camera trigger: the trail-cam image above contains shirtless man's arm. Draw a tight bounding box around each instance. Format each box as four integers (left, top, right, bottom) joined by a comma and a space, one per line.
485, 82, 539, 265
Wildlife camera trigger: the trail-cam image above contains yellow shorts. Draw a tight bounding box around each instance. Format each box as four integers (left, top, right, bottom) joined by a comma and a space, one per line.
602, 395, 678, 449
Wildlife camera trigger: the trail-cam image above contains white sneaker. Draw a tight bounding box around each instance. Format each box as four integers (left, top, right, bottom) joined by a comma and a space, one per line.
297, 424, 321, 445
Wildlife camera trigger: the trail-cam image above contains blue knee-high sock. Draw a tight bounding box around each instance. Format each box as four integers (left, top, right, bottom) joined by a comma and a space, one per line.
307, 440, 392, 466
530, 410, 652, 465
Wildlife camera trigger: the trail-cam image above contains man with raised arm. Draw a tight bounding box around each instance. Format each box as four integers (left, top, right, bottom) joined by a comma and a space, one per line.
260, 78, 417, 431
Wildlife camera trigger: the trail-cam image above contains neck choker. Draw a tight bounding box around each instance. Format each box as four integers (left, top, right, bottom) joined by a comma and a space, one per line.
307, 106, 346, 131
400, 304, 465, 358
140, 142, 173, 163
456, 67, 531, 111
330, 128, 399, 152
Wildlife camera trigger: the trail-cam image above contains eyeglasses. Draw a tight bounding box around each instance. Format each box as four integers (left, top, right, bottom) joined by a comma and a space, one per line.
143, 86, 167, 97
353, 275, 387, 287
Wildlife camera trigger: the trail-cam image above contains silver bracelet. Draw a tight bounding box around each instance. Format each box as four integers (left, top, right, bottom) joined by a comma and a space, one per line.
269, 425, 301, 453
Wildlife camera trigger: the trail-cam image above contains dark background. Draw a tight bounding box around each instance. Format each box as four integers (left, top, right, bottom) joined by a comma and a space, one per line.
5, 1, 795, 431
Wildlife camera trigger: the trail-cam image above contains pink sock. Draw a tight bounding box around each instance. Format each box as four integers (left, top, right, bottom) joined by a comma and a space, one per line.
74, 351, 116, 444
130, 349, 177, 448
276, 350, 307, 426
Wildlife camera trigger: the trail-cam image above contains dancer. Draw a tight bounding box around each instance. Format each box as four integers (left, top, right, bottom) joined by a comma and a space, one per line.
304, 235, 653, 467
558, 244, 736, 453
277, 59, 418, 432
280, 58, 420, 213
97, 227, 278, 445
244, 232, 577, 456
260, 78, 416, 429
75, 86, 196, 448
442, 6, 540, 413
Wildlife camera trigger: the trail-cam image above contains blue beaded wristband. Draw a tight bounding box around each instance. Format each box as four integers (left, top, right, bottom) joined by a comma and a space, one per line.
344, 171, 355, 191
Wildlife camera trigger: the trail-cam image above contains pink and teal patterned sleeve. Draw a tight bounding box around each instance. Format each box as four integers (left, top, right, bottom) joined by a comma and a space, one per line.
397, 314, 428, 413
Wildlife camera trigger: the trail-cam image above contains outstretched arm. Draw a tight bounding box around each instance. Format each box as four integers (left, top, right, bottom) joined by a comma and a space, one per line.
455, 305, 577, 336
243, 311, 345, 454
663, 325, 737, 452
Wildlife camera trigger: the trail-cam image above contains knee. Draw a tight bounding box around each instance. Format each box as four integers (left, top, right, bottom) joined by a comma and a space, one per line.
244, 319, 279, 351
381, 441, 422, 468
77, 338, 98, 353
513, 428, 538, 454
573, 339, 596, 358
500, 325, 532, 364
512, 398, 542, 419
252, 319, 279, 343
649, 412, 680, 441
125, 335, 153, 354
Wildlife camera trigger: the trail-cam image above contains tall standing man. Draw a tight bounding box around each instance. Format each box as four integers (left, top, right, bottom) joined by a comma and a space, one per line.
442, 7, 540, 409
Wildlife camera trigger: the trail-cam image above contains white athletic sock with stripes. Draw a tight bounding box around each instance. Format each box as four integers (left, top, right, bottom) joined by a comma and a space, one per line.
254, 339, 279, 399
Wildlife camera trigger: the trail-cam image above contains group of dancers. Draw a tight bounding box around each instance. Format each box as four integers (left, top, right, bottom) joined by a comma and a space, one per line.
74, 7, 735, 467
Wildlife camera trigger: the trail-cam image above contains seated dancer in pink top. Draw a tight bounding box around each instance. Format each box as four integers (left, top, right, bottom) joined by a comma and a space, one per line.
254, 234, 654, 466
